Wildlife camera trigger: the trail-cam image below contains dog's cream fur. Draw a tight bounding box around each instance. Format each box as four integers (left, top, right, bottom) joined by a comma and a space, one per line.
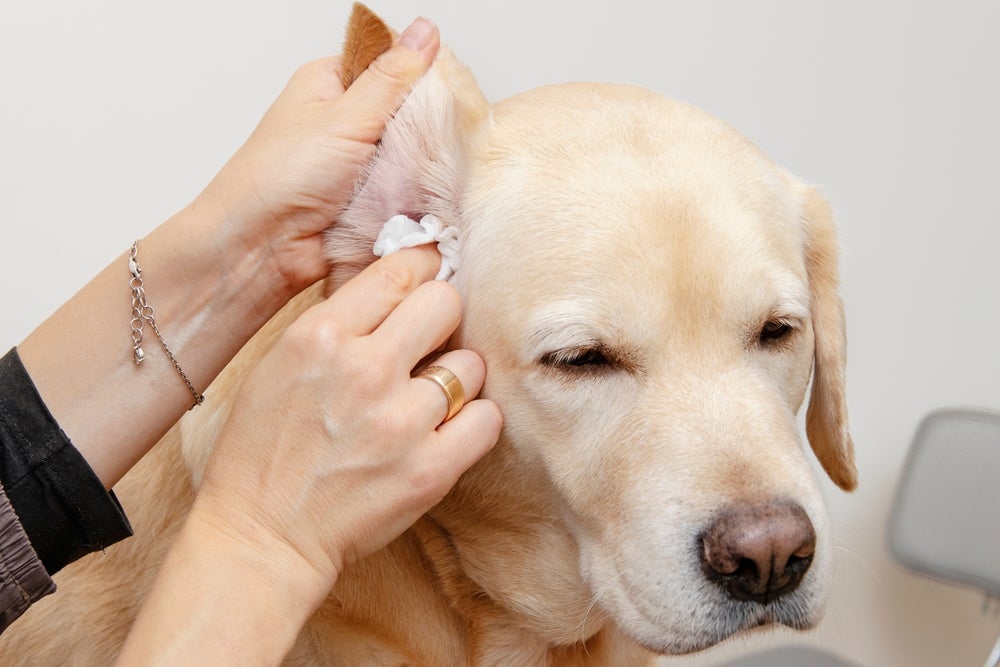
0, 6, 855, 665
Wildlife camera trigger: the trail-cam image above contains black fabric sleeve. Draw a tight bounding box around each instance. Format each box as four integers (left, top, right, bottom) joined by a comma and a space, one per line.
0, 348, 132, 575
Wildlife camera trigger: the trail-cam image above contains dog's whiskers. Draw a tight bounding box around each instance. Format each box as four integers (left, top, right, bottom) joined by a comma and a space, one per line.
576, 568, 633, 649
831, 544, 881, 585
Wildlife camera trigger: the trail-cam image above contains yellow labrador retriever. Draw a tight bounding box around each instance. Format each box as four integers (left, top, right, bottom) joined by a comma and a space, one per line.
0, 4, 856, 664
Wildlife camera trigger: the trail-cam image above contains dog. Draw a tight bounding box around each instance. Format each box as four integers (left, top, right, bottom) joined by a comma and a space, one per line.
0, 4, 856, 664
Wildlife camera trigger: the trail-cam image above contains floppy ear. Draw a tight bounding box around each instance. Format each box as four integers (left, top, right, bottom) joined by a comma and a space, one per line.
326, 3, 491, 290
799, 186, 858, 491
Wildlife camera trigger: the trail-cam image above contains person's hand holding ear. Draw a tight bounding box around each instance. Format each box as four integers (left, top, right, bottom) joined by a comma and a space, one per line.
20, 18, 451, 490
187, 18, 442, 295
157, 17, 440, 318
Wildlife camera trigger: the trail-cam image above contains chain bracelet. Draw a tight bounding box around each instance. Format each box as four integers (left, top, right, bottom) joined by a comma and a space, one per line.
129, 240, 204, 409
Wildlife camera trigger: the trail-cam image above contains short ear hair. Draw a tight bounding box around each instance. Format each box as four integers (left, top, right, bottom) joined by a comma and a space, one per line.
326, 4, 491, 291
800, 185, 857, 491
340, 3, 393, 88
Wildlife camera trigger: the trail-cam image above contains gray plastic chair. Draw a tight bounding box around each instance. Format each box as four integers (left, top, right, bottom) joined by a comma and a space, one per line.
714, 645, 859, 666
888, 408, 1000, 667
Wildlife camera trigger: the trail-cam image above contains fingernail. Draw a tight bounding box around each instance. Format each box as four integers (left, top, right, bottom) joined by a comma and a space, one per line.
398, 17, 436, 52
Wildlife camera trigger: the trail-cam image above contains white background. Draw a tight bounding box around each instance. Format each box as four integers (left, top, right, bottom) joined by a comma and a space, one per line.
1, 1, 998, 665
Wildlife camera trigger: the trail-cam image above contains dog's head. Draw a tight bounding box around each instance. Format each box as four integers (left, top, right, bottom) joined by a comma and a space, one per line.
329, 4, 856, 655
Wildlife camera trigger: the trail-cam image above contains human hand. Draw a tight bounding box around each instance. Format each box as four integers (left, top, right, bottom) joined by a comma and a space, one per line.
189, 245, 502, 603
192, 17, 440, 295
43, 18, 441, 487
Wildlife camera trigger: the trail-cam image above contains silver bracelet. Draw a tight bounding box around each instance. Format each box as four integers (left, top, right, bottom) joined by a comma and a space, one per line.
129, 240, 204, 409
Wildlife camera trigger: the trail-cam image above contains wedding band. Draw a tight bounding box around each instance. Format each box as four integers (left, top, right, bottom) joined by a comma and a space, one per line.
414, 365, 465, 423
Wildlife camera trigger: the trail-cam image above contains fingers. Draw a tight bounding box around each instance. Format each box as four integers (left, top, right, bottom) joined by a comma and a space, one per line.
434, 398, 504, 481
323, 246, 442, 336
410, 350, 484, 429
411, 348, 503, 489
335, 17, 440, 144
375, 279, 461, 369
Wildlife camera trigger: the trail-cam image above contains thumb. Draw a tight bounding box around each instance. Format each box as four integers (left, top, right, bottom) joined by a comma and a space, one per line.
336, 17, 440, 144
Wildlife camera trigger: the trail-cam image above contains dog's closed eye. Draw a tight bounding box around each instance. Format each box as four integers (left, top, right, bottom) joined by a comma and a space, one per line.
540, 346, 613, 369
528, 308, 637, 376
539, 342, 646, 379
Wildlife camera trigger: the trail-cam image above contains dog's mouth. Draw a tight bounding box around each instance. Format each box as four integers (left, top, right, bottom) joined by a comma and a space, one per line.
621, 593, 821, 656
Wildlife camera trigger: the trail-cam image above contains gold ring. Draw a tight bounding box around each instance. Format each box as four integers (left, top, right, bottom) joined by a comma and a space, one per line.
413, 365, 465, 423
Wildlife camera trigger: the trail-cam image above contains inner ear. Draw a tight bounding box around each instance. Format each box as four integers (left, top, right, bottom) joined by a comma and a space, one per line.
324, 8, 491, 292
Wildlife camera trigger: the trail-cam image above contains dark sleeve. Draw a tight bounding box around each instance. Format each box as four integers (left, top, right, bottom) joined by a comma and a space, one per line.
0, 480, 55, 632
0, 348, 132, 576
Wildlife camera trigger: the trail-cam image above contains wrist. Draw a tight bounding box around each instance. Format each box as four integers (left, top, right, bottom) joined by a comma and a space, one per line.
188, 495, 339, 612
18, 196, 311, 488
119, 504, 335, 665
148, 195, 303, 341
192, 145, 336, 296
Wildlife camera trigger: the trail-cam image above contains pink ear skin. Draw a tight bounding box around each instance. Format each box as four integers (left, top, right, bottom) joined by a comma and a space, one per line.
325, 7, 490, 293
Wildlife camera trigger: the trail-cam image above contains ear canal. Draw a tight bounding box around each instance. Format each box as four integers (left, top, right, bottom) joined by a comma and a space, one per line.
325, 7, 490, 292
341, 3, 393, 88
801, 187, 858, 491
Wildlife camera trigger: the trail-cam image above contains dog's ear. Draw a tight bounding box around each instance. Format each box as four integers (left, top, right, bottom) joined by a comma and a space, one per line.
799, 186, 858, 491
326, 3, 491, 290
340, 3, 393, 89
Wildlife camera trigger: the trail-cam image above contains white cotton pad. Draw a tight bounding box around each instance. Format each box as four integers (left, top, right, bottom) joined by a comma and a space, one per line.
373, 214, 459, 282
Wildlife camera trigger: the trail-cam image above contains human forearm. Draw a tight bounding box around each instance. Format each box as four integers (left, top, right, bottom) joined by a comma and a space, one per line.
114, 505, 327, 667
18, 194, 301, 488
17, 21, 441, 491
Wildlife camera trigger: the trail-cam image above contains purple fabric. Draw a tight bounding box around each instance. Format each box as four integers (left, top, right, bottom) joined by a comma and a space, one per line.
0, 481, 55, 632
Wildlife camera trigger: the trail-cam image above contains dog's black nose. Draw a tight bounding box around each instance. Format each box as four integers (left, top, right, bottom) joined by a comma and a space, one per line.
699, 500, 816, 604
